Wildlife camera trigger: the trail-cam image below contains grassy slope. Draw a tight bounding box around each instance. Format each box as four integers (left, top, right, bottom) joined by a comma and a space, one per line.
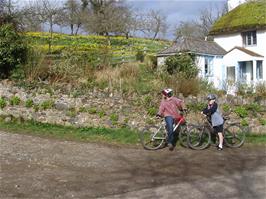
25, 32, 171, 63
210, 0, 266, 35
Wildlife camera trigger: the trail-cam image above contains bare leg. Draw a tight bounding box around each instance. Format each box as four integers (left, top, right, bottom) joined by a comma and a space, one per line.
218, 132, 223, 149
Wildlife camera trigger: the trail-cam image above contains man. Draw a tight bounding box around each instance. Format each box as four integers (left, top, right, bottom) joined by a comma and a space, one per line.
157, 88, 186, 151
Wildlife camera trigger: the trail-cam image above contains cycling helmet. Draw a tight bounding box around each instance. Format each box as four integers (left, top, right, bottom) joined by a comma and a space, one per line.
207, 94, 216, 100
162, 88, 173, 97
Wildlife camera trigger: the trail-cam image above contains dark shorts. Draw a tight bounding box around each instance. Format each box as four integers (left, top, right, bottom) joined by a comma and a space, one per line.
213, 124, 223, 134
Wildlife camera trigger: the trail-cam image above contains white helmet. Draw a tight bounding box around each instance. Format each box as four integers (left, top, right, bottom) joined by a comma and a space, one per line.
162, 88, 173, 97
207, 94, 216, 100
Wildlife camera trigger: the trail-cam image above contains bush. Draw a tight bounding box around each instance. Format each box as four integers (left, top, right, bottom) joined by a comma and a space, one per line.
147, 107, 157, 116
234, 106, 248, 118
164, 74, 201, 97
255, 82, 266, 99
187, 102, 206, 112
9, 96, 21, 106
25, 99, 34, 108
0, 97, 7, 109
40, 100, 54, 110
0, 24, 28, 78
136, 50, 145, 62
164, 53, 199, 78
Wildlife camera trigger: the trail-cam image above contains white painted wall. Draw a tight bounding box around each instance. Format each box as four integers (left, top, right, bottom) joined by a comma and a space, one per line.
214, 33, 242, 51
228, 0, 247, 11
246, 30, 266, 57
157, 57, 166, 67
214, 30, 266, 58
214, 30, 266, 83
196, 55, 225, 89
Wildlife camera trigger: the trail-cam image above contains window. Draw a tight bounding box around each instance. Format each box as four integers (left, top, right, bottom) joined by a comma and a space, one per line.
239, 61, 247, 81
204, 57, 213, 76
242, 31, 257, 46
256, 61, 263, 79
227, 66, 235, 82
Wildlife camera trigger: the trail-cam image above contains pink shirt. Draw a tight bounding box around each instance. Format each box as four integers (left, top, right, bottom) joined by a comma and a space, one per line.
158, 97, 183, 118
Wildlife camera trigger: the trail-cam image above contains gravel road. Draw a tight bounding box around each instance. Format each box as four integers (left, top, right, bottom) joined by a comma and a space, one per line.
0, 131, 265, 199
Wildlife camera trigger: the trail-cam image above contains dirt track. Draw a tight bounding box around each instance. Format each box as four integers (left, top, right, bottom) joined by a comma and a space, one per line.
0, 131, 266, 199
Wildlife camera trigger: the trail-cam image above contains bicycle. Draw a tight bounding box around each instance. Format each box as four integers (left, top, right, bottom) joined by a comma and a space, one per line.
139, 112, 192, 150
187, 114, 246, 150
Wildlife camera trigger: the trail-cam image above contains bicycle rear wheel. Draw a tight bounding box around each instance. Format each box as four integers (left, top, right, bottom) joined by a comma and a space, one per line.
187, 126, 211, 150
140, 125, 166, 150
224, 124, 246, 148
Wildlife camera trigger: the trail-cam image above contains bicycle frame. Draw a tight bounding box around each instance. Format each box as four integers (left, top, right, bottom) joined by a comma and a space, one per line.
140, 114, 189, 150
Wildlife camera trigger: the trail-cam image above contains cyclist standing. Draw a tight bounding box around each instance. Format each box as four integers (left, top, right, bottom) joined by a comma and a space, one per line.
156, 88, 186, 151
201, 94, 224, 151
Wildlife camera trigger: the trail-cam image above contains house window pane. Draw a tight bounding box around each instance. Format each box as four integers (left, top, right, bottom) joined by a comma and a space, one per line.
204, 57, 213, 76
253, 32, 257, 45
227, 66, 235, 82
247, 33, 251, 45
256, 61, 263, 79
239, 62, 247, 80
242, 31, 257, 46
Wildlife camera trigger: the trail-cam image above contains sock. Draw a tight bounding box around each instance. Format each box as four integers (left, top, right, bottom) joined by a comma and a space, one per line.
218, 144, 223, 148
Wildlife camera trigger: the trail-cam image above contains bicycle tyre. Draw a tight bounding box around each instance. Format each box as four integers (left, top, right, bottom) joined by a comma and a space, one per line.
178, 125, 189, 148
223, 124, 246, 148
140, 125, 166, 150
187, 126, 211, 150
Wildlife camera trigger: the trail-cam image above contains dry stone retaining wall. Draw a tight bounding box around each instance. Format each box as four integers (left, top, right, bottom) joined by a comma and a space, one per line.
0, 80, 265, 134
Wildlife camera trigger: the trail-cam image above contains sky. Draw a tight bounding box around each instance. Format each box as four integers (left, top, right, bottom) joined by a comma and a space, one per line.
127, 0, 227, 39
19, 0, 227, 40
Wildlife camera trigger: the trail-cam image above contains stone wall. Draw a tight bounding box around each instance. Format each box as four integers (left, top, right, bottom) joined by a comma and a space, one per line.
0, 80, 265, 134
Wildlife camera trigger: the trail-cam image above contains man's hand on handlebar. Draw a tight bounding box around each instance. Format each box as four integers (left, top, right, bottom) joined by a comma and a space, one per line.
156, 114, 162, 119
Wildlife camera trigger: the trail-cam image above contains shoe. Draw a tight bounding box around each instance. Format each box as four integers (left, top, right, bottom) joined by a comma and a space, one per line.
168, 143, 174, 151
217, 146, 223, 151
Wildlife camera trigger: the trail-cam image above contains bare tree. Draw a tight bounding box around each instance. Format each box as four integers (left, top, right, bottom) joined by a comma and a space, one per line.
32, 0, 64, 52
89, 0, 117, 13
173, 3, 228, 40
62, 0, 89, 35
136, 9, 168, 40
0, 0, 22, 29
199, 4, 228, 37
174, 20, 205, 40
84, 1, 134, 39
20, 1, 43, 32
147, 10, 167, 40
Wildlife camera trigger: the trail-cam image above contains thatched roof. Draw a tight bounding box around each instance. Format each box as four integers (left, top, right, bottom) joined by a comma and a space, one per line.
209, 0, 266, 35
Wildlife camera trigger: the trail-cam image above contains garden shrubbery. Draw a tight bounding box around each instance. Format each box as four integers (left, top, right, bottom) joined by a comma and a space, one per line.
0, 24, 28, 78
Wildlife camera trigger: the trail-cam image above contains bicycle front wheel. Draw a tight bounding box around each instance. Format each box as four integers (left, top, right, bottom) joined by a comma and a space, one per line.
140, 125, 166, 150
224, 124, 246, 148
187, 126, 211, 150
178, 125, 189, 148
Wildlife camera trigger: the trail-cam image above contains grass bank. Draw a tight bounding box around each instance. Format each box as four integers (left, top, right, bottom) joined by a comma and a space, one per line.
0, 120, 265, 146
0, 120, 140, 147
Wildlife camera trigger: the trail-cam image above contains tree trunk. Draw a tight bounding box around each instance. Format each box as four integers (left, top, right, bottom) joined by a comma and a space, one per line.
70, 24, 74, 35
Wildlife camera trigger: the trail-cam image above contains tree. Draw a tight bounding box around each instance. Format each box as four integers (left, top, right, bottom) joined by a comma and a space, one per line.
32, 0, 64, 53
137, 9, 168, 40
173, 3, 227, 40
19, 1, 43, 32
0, 0, 22, 29
165, 53, 199, 79
199, 4, 228, 38
146, 10, 168, 40
83, 1, 134, 39
174, 21, 204, 40
0, 24, 28, 78
62, 0, 89, 35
